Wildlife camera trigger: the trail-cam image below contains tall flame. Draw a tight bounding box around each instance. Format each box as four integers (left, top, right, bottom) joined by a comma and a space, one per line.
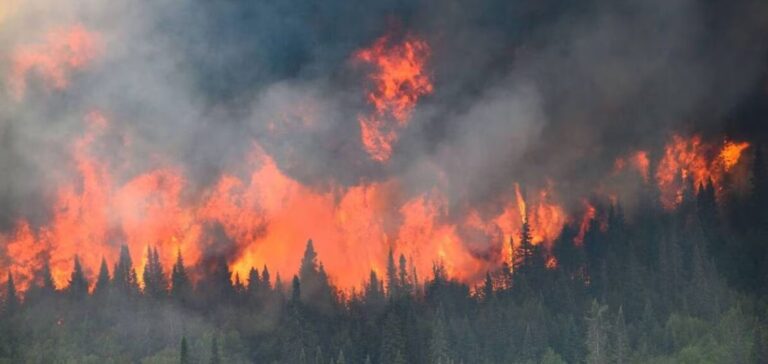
354, 33, 433, 161
655, 135, 749, 209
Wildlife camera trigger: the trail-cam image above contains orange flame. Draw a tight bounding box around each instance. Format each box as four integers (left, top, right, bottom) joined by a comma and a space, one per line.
354, 33, 433, 161
9, 24, 101, 100
720, 141, 750, 171
574, 202, 596, 246
655, 135, 749, 209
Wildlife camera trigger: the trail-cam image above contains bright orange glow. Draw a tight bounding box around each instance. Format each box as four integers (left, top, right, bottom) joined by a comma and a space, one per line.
574, 202, 596, 246
655, 135, 749, 209
9, 24, 101, 100
494, 184, 566, 252
354, 33, 433, 161
2, 113, 525, 292
720, 141, 749, 171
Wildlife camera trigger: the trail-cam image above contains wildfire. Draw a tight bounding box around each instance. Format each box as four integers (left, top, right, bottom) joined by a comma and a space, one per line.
655, 135, 749, 209
8, 24, 101, 100
494, 184, 566, 251
354, 33, 433, 161
614, 150, 650, 182
720, 141, 750, 171
574, 202, 596, 246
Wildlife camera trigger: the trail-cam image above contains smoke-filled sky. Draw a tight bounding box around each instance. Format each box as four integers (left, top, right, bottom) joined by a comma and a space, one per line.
1, 0, 767, 289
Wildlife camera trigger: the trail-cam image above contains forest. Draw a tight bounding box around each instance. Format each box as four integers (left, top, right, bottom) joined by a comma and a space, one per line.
0, 147, 765, 364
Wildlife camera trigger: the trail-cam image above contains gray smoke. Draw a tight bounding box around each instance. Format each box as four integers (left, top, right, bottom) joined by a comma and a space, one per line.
0, 0, 766, 233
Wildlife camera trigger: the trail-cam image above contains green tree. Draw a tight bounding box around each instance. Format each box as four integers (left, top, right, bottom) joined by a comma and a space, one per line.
430, 307, 450, 364
67, 255, 89, 299
381, 312, 405, 364
171, 249, 191, 303
612, 306, 629, 364
386, 247, 399, 298
113, 245, 139, 295
93, 257, 110, 297
143, 246, 167, 299
4, 273, 18, 316
291, 275, 301, 303
585, 300, 609, 364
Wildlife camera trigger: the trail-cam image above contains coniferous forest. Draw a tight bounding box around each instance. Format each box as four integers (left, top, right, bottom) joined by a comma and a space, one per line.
4, 0, 768, 363
0, 156, 767, 363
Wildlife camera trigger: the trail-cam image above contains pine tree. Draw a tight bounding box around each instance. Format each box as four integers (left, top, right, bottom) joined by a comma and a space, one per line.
336, 349, 345, 364
430, 307, 450, 364
40, 260, 56, 294
233, 272, 245, 297
585, 300, 609, 364
247, 266, 260, 299
143, 246, 167, 299
298, 239, 332, 305
514, 221, 535, 274
291, 275, 301, 303
113, 245, 139, 295
261, 265, 271, 290
67, 255, 89, 299
386, 247, 399, 298
313, 345, 323, 364
180, 336, 191, 364
364, 270, 384, 306
482, 272, 493, 302
612, 306, 629, 364
93, 257, 111, 297
381, 312, 405, 364
171, 249, 191, 303
398, 254, 411, 295
4, 273, 18, 316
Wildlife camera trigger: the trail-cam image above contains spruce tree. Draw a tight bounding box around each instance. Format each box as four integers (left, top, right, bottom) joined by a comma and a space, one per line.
247, 266, 260, 299
262, 265, 271, 290
4, 273, 18, 316
585, 300, 609, 364
482, 272, 493, 302
386, 247, 399, 298
67, 255, 89, 299
381, 312, 405, 364
171, 249, 191, 303
430, 307, 450, 364
143, 246, 167, 299
40, 260, 56, 294
398, 254, 411, 295
291, 275, 301, 303
93, 257, 111, 297
113, 245, 138, 295
612, 306, 629, 364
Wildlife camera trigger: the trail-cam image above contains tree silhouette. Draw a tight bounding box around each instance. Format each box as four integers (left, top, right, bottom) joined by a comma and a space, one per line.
67, 255, 89, 299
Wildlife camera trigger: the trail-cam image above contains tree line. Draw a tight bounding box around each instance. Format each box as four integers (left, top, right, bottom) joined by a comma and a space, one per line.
0, 145, 767, 363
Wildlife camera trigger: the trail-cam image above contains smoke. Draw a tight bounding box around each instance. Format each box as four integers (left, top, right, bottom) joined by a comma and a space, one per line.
1, 0, 767, 285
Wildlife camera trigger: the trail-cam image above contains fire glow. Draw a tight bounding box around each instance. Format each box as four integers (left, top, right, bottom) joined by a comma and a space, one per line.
8, 24, 101, 100
0, 25, 754, 295
1, 112, 572, 292
354, 33, 433, 162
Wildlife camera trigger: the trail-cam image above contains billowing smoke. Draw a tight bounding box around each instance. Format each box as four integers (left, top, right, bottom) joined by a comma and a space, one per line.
1, 0, 767, 290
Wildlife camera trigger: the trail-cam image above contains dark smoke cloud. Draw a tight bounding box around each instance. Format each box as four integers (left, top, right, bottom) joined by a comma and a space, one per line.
1, 0, 767, 230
